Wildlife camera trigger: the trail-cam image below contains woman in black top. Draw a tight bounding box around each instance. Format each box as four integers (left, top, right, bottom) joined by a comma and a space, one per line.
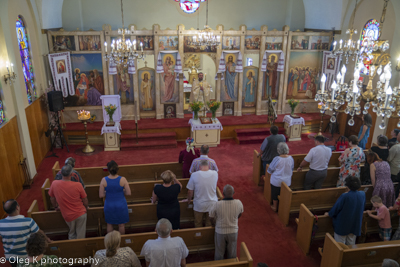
151, 170, 182, 229
371, 135, 389, 161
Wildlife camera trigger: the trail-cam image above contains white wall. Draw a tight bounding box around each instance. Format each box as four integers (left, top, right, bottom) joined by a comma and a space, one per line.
303, 0, 343, 30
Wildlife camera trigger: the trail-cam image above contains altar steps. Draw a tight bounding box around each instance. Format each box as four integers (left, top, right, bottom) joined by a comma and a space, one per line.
234, 127, 286, 145
120, 132, 177, 150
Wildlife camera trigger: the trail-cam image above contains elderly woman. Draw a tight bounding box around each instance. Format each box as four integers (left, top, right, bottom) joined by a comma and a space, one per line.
17, 232, 62, 267
267, 142, 294, 212
152, 170, 182, 229
338, 135, 365, 187
368, 152, 395, 207
179, 138, 200, 178
92, 231, 141, 267
99, 160, 131, 235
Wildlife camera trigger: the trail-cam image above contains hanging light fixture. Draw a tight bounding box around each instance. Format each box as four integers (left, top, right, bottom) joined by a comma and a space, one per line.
192, 0, 221, 47
104, 0, 144, 67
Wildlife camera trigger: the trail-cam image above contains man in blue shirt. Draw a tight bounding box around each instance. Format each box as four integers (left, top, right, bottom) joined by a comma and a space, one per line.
325, 176, 365, 245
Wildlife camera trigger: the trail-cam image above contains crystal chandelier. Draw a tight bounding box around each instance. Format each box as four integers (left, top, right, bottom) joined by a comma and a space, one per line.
192, 0, 220, 47
104, 0, 144, 67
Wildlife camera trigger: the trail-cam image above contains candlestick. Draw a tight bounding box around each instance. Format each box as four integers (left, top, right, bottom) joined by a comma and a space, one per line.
104, 42, 107, 53
320, 73, 326, 93
336, 72, 341, 84
384, 86, 392, 109
331, 81, 337, 102
333, 41, 337, 50
341, 65, 346, 84
339, 40, 343, 49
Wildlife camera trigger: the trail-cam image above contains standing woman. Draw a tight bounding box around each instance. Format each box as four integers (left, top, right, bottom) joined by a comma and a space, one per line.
338, 135, 365, 187
179, 138, 200, 178
151, 170, 182, 229
358, 113, 372, 149
100, 160, 131, 235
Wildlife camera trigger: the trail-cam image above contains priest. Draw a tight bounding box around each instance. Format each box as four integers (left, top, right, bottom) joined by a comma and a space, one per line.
190, 72, 212, 117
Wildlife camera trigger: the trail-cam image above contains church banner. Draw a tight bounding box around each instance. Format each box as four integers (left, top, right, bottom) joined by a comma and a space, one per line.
48, 52, 74, 97
217, 51, 243, 73
322, 51, 341, 93
261, 50, 285, 72
156, 51, 183, 74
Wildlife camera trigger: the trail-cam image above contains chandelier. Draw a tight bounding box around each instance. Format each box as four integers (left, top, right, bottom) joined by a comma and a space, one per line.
104, 0, 144, 67
192, 0, 220, 47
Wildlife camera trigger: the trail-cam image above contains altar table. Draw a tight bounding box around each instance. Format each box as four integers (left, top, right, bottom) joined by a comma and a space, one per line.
283, 115, 305, 141
189, 118, 223, 147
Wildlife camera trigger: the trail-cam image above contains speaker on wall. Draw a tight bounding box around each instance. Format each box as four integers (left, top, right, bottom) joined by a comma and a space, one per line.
47, 91, 64, 112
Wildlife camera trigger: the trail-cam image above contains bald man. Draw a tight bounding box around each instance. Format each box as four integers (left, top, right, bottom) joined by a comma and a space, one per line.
209, 185, 243, 261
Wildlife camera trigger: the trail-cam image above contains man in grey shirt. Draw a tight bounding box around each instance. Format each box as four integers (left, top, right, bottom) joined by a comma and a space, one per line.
259, 125, 286, 175
297, 135, 332, 190
388, 133, 400, 197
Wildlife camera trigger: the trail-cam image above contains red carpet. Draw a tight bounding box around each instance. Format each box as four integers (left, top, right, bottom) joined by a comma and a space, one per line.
11, 135, 334, 267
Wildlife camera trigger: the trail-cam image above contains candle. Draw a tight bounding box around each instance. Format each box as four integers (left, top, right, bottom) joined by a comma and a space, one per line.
104, 42, 107, 52
10, 63, 14, 73
357, 40, 360, 50
140, 42, 143, 52
320, 73, 326, 93
336, 72, 341, 84
385, 86, 393, 109
339, 40, 343, 49
331, 81, 337, 102
333, 41, 337, 50
353, 69, 360, 92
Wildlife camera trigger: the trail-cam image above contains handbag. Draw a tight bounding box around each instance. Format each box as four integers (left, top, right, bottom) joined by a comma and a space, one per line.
336, 136, 349, 152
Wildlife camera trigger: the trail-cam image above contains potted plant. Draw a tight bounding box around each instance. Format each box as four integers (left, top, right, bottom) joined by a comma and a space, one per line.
189, 101, 203, 120
287, 98, 299, 116
207, 100, 221, 122
105, 104, 118, 126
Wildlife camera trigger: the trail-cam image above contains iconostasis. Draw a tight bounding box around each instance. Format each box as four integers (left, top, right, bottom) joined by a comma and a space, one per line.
47, 25, 333, 122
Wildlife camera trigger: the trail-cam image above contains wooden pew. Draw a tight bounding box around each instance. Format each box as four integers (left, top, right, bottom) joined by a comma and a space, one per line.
41, 178, 190, 210
263, 168, 340, 204
30, 187, 223, 236
187, 242, 253, 267
277, 183, 373, 226
52, 161, 184, 185
320, 232, 400, 267
45, 227, 215, 264
295, 203, 399, 255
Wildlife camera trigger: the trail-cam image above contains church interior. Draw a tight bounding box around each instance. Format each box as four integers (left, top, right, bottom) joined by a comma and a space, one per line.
1, 0, 400, 266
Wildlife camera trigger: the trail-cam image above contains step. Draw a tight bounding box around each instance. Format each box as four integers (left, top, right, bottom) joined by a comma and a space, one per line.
235, 135, 266, 145
121, 132, 176, 141
235, 127, 285, 137
121, 139, 177, 150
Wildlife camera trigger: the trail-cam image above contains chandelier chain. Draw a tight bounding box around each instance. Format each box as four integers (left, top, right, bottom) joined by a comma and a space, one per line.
121, 0, 124, 29
206, 0, 209, 26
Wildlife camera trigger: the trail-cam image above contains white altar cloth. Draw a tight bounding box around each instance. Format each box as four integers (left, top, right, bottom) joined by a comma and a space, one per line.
189, 118, 223, 132
283, 115, 305, 127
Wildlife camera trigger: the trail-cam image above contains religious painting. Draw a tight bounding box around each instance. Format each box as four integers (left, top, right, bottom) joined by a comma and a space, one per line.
220, 53, 238, 102
184, 54, 201, 69
262, 54, 280, 100
309, 36, 330, 50
245, 36, 261, 50
326, 58, 335, 70
164, 104, 176, 118
78, 35, 101, 51
291, 36, 309, 50
286, 52, 323, 100
184, 36, 217, 53
361, 19, 380, 42
52, 36, 75, 51
242, 66, 258, 107
68, 53, 104, 106
200, 117, 213, 124
136, 36, 154, 50
56, 60, 66, 74
222, 36, 240, 50
265, 36, 283, 50
160, 53, 179, 103
222, 102, 234, 116
159, 36, 178, 50
113, 65, 134, 104
138, 68, 155, 111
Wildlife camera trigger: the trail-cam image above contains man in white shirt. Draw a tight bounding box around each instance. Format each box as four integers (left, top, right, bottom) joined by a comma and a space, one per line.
186, 160, 218, 227
297, 135, 332, 190
209, 185, 243, 261
140, 219, 189, 267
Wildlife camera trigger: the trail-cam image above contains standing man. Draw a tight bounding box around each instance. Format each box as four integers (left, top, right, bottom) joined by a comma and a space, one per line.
0, 200, 51, 267
189, 145, 218, 174
54, 157, 85, 189
388, 133, 400, 197
141, 219, 189, 267
186, 160, 218, 227
209, 185, 243, 260
49, 165, 88, 239
259, 125, 286, 175
389, 129, 400, 144
297, 135, 332, 190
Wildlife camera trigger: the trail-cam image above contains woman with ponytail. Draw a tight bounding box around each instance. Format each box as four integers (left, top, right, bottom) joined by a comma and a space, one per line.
179, 137, 200, 178
92, 231, 141, 267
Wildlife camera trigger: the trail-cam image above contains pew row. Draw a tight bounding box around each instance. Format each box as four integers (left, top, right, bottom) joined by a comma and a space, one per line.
295, 203, 399, 255
52, 161, 183, 185
320, 232, 400, 267
263, 167, 341, 204
41, 178, 190, 210
278, 183, 373, 226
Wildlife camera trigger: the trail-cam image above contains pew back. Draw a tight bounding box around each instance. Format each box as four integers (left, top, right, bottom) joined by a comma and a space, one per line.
253, 150, 263, 186
52, 161, 183, 185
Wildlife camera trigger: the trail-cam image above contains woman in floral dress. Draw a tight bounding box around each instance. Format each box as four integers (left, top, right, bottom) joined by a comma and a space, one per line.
338, 135, 365, 187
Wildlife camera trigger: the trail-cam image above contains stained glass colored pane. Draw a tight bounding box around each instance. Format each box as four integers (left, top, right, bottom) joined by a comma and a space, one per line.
0, 99, 4, 125
360, 19, 380, 41
178, 0, 205, 14
16, 15, 36, 104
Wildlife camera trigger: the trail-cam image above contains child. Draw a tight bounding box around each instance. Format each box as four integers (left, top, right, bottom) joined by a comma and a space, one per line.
367, 195, 392, 241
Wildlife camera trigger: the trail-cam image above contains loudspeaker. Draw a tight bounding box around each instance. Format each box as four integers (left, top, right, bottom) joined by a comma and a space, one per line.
47, 91, 64, 112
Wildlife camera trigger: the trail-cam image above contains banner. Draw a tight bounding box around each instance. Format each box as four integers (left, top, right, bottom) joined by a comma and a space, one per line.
48, 52, 74, 97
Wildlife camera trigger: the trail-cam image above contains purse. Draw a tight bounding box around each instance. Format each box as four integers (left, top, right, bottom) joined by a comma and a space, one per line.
336, 136, 349, 152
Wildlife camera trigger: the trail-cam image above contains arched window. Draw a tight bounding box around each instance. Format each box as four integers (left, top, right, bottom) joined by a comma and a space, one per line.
174, 0, 206, 14
360, 19, 380, 42
16, 15, 36, 104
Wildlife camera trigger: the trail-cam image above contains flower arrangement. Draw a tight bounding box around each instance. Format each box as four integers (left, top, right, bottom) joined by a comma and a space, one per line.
189, 101, 204, 120
105, 104, 118, 124
287, 99, 299, 115
207, 100, 221, 121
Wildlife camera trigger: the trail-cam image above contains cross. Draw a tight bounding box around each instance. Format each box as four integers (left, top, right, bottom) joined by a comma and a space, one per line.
109, 136, 113, 139
205, 134, 208, 137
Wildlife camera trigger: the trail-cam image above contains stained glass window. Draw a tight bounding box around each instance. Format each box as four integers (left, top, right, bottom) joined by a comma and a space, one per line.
174, 0, 206, 14
16, 15, 36, 104
360, 19, 380, 42
0, 98, 4, 125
